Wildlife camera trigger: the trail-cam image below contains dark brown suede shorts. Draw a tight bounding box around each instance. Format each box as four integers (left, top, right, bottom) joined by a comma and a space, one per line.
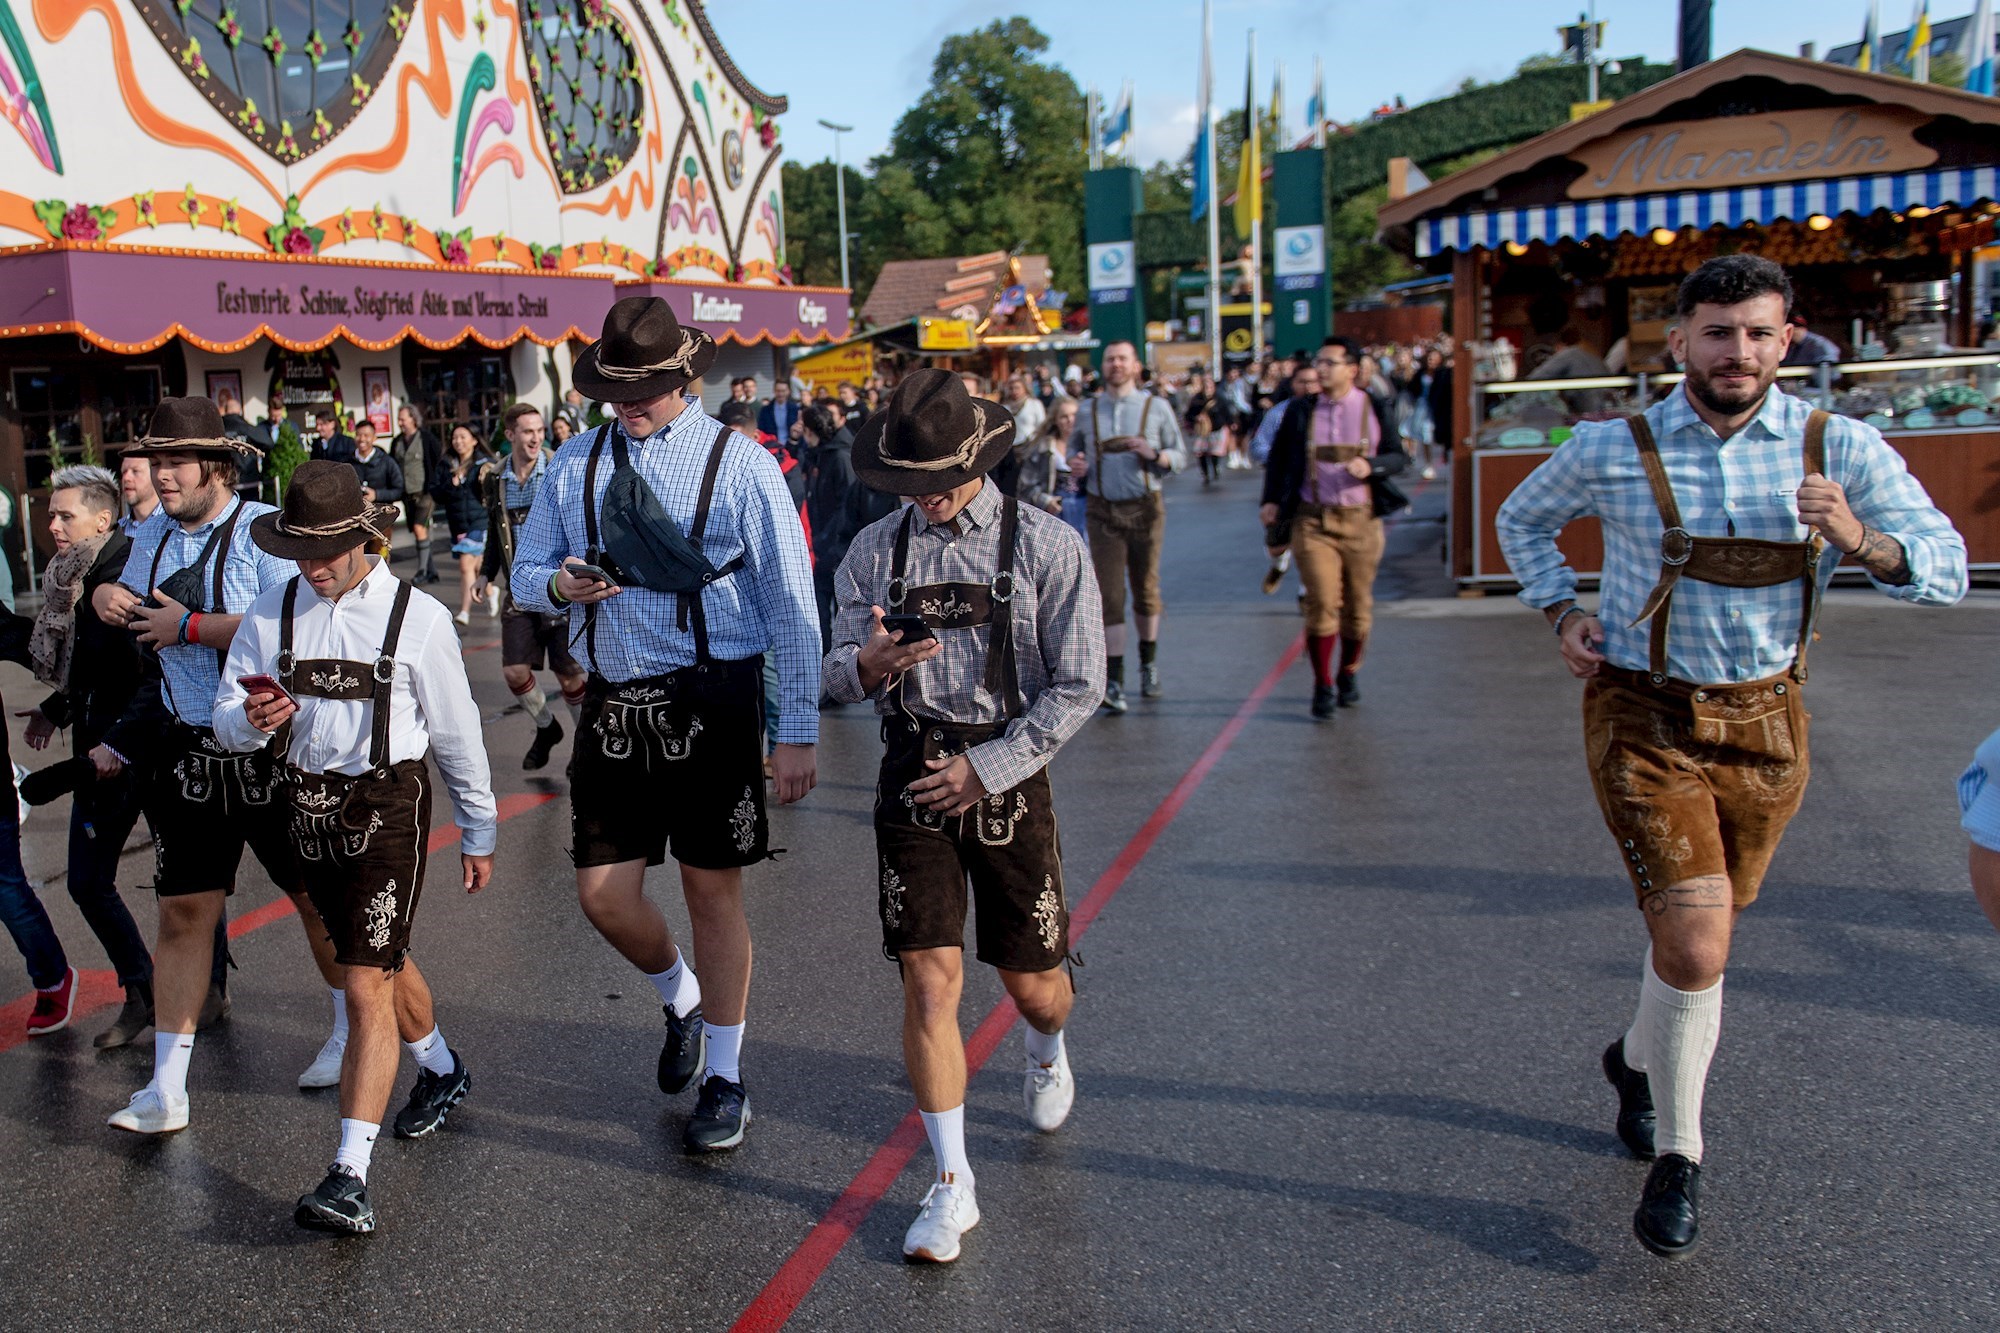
1583, 668, 1811, 911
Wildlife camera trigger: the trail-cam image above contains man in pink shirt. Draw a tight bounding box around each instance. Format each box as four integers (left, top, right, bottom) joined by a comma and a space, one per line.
1259, 336, 1411, 718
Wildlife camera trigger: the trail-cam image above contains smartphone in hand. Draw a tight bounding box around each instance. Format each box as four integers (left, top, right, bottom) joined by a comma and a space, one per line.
238, 673, 295, 705
880, 613, 936, 644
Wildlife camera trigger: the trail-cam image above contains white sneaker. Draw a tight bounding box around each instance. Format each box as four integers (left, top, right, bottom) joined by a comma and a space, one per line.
453, 610, 471, 627
902, 1177, 980, 1263
1420, 465, 1438, 480
107, 1086, 190, 1134
1024, 1050, 1075, 1132
299, 1034, 346, 1089
486, 585, 501, 618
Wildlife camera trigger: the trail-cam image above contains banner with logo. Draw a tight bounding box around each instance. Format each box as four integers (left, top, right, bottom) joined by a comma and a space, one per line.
793, 340, 873, 394
1087, 240, 1136, 303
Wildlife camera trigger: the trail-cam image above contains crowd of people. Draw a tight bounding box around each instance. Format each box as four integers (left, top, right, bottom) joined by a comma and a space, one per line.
0, 257, 1989, 1271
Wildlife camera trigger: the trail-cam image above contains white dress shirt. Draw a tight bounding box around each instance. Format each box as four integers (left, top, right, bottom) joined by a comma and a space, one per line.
212, 559, 499, 855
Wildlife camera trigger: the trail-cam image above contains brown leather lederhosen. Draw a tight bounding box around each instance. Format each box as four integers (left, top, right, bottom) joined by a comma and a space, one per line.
1623, 409, 1828, 687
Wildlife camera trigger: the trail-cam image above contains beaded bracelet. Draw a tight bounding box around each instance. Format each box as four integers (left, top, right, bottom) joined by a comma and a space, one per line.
177, 611, 192, 646
1552, 605, 1589, 639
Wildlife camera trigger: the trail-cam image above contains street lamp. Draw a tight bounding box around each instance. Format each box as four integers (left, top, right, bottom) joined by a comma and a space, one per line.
817, 118, 853, 292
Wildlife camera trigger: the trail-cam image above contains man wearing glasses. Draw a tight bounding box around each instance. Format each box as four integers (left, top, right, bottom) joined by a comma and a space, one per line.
1259, 337, 1410, 719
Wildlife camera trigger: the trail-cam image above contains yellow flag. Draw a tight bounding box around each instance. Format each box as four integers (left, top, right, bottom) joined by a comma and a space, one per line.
1234, 51, 1260, 236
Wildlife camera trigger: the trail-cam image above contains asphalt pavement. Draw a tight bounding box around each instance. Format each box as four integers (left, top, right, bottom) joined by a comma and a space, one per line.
0, 468, 1996, 1331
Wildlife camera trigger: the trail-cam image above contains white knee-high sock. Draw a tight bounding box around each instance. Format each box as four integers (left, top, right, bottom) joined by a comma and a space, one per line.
1623, 946, 1654, 1072
919, 1105, 973, 1185
1645, 963, 1723, 1162
512, 680, 550, 726
329, 987, 349, 1044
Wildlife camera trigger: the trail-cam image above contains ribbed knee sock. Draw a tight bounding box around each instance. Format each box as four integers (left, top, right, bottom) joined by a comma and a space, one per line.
1645, 962, 1723, 1162
511, 678, 550, 726
1622, 946, 1653, 1072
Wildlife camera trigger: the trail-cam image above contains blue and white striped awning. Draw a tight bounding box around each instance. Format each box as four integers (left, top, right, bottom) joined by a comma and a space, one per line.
1414, 167, 2000, 257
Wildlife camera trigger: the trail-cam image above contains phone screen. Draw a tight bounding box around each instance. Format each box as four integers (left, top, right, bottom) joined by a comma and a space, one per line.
881, 614, 936, 643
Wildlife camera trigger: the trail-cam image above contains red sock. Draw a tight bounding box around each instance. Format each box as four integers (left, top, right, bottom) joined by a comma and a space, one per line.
1338, 634, 1366, 678
1307, 634, 1337, 687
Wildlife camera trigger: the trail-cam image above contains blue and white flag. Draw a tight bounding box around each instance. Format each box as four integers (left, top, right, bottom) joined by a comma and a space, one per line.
1100, 82, 1132, 153
1191, 10, 1213, 222
1968, 0, 1996, 94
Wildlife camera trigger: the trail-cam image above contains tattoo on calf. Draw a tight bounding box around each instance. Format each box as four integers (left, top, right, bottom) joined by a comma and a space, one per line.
1848, 525, 1913, 587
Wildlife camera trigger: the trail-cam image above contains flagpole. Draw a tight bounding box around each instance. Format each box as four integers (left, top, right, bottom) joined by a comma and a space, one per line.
1313, 55, 1326, 148
1087, 85, 1101, 171
1248, 29, 1263, 363
1203, 0, 1223, 378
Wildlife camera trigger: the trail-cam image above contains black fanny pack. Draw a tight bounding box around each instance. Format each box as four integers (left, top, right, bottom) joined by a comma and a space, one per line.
583, 425, 742, 597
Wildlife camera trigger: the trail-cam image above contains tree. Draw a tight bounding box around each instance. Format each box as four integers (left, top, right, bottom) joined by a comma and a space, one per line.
871, 18, 1087, 291
780, 159, 868, 290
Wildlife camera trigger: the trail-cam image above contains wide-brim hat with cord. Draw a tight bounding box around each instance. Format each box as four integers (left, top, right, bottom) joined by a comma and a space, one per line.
123, 395, 264, 459
249, 460, 401, 560
850, 368, 1016, 495
571, 295, 717, 403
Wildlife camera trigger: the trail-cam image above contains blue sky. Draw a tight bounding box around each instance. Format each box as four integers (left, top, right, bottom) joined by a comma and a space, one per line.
705, 1, 1884, 171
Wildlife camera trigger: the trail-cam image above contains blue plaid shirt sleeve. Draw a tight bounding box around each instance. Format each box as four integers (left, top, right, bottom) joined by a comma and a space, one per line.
508, 447, 572, 614
1495, 431, 1596, 610
734, 447, 822, 746
1833, 418, 1968, 606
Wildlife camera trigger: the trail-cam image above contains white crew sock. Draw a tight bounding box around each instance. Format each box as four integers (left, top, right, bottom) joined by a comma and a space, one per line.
1644, 962, 1723, 1163
1275, 549, 1292, 572
1024, 1025, 1065, 1067
154, 1030, 195, 1100
329, 987, 349, 1044
405, 1025, 455, 1077
919, 1106, 973, 1186
704, 1021, 745, 1085
646, 952, 702, 1016
1622, 947, 1654, 1073
335, 1118, 378, 1181
514, 682, 550, 726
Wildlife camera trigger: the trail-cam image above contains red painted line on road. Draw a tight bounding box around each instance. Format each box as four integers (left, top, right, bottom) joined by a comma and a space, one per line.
729, 635, 1308, 1333
0, 792, 559, 1054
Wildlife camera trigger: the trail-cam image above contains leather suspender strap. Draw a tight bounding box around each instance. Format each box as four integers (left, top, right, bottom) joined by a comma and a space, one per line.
1625, 414, 1685, 681
580, 425, 610, 667
146, 500, 242, 669
679, 421, 742, 664
1793, 409, 1830, 682
983, 497, 1023, 715
369, 580, 414, 773
887, 505, 916, 609
274, 574, 300, 759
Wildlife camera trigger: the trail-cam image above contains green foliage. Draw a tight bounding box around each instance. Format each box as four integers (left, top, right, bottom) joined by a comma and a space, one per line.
78, 434, 99, 468
1929, 52, 1969, 89
1328, 147, 1502, 306
268, 419, 308, 498
780, 159, 869, 291
1325, 60, 1675, 205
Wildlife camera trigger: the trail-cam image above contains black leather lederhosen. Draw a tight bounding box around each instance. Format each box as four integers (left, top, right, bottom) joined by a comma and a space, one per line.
276, 574, 423, 859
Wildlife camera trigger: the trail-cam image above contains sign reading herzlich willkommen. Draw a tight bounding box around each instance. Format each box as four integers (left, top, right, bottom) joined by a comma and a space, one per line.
1566, 107, 1938, 200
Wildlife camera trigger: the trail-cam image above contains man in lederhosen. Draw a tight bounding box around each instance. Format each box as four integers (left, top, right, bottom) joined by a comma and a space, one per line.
477, 402, 586, 770
1260, 336, 1411, 720
212, 461, 497, 1235
512, 297, 820, 1152
1066, 340, 1185, 713
1497, 256, 1967, 1259
825, 370, 1105, 1264
94, 399, 347, 1135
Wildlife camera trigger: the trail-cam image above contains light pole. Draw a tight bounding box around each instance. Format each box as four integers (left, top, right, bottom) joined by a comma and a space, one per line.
817, 118, 853, 292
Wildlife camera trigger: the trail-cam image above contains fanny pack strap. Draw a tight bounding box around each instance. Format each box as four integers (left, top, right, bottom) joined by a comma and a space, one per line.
581, 425, 612, 669
147, 500, 242, 670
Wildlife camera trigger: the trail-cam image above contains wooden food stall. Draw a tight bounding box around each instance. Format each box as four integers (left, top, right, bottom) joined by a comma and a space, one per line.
1376, 49, 2000, 588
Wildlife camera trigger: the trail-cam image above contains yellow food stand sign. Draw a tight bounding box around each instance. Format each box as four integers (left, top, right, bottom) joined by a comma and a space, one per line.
793, 340, 873, 394
919, 317, 976, 351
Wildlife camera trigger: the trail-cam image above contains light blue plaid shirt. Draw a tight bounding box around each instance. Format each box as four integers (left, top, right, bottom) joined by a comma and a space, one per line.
1497, 384, 1967, 684
511, 402, 820, 745
118, 498, 295, 726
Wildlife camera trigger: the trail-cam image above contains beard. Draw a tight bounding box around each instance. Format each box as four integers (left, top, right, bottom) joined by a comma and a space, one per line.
1683, 359, 1774, 417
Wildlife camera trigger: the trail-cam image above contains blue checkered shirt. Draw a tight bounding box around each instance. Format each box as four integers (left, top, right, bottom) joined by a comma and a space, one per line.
117, 499, 295, 726
1497, 385, 1967, 684
822, 481, 1106, 794
511, 402, 821, 745
501, 451, 546, 512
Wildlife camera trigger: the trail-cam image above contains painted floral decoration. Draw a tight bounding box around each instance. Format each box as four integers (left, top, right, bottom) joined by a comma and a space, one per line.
338, 207, 357, 242
312, 108, 334, 143
262, 25, 286, 61
183, 184, 206, 228
528, 242, 562, 270
371, 202, 387, 235
236, 99, 265, 136
344, 21, 365, 55
264, 195, 324, 254
350, 73, 373, 106
33, 200, 118, 242
180, 36, 208, 78
133, 191, 158, 228
215, 5, 243, 47
276, 121, 301, 158
221, 199, 243, 236
439, 228, 473, 265
303, 28, 328, 66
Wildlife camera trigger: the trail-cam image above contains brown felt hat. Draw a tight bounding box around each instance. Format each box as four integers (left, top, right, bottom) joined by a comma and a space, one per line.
124, 396, 263, 459
851, 368, 1016, 495
250, 460, 400, 560
571, 295, 717, 402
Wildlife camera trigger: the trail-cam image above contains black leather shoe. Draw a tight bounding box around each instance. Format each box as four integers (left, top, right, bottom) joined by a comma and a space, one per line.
683, 1074, 751, 1152
658, 1004, 705, 1095
1335, 672, 1360, 707
1633, 1153, 1701, 1259
522, 717, 564, 771
1311, 685, 1337, 720
1602, 1038, 1656, 1160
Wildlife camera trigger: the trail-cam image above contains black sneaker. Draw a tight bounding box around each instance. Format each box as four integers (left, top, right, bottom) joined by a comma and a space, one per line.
523, 717, 564, 771
294, 1164, 375, 1235
1100, 681, 1129, 715
658, 1004, 706, 1095
392, 1051, 470, 1139
1139, 662, 1163, 699
1335, 673, 1360, 707
1311, 685, 1338, 720
683, 1073, 751, 1152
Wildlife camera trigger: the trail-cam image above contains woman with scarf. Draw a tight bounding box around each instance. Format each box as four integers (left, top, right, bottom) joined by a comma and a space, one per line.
4, 465, 161, 1044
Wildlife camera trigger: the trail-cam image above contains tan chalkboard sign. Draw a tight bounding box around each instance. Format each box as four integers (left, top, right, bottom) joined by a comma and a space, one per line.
1567, 107, 1936, 200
